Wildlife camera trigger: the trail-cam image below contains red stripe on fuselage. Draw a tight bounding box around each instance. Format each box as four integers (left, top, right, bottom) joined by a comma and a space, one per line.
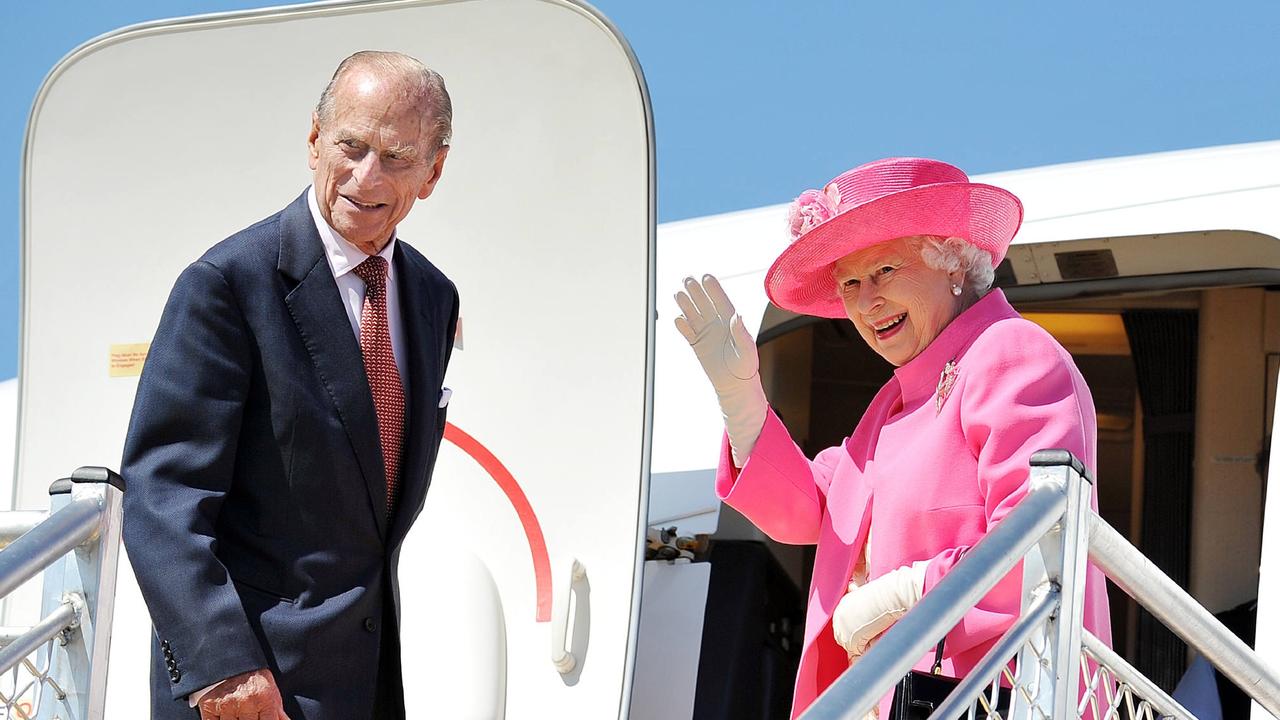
443, 422, 553, 623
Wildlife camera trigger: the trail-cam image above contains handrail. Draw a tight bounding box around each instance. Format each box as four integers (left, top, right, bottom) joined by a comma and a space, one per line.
796, 449, 1280, 720
0, 497, 102, 600
798, 481, 1069, 719
0, 512, 48, 548
0, 627, 29, 647
1088, 511, 1280, 717
0, 598, 78, 676
927, 586, 1060, 719
1079, 630, 1196, 719
0, 468, 124, 720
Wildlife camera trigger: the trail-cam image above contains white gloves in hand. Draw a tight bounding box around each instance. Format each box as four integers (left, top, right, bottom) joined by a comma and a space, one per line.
674, 275, 768, 467
833, 561, 929, 659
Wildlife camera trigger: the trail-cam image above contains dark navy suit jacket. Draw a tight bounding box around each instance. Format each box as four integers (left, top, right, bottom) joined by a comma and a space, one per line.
121, 191, 459, 719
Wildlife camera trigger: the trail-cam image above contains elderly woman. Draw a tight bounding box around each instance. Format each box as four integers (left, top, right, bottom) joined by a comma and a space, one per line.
675, 157, 1112, 719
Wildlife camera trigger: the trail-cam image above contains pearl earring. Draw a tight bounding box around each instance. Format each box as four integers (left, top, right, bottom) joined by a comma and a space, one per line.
951, 284, 962, 296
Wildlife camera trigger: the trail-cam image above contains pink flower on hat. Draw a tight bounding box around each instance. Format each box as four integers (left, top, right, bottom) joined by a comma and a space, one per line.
787, 182, 843, 241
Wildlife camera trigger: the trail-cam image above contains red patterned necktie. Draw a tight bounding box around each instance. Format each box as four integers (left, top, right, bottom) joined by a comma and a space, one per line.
352, 255, 405, 517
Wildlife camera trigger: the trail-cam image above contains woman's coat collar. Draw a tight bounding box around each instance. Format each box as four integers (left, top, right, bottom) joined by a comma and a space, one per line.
891, 289, 1020, 406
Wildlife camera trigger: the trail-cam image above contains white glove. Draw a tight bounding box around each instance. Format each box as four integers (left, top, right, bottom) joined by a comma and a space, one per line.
832, 562, 929, 658
844, 651, 883, 720
674, 275, 768, 467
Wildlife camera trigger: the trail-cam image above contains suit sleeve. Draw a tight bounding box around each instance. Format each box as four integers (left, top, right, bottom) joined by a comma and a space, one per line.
715, 407, 841, 545
121, 260, 268, 699
923, 324, 1095, 658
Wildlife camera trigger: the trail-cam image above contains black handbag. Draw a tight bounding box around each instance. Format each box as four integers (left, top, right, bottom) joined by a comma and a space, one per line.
890, 641, 1011, 719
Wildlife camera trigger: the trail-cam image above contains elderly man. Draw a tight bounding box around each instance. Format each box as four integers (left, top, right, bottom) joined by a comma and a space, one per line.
121, 51, 459, 720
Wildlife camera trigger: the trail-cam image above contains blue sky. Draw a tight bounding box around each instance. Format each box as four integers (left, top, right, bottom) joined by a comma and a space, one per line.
3, 0, 1278, 380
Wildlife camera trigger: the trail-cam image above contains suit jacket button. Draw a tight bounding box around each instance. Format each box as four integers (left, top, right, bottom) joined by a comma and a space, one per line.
161, 640, 171, 650
170, 670, 182, 683
364, 617, 376, 633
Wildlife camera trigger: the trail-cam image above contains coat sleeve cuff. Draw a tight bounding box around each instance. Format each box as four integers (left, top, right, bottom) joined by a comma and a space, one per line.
189, 680, 226, 708
713, 407, 824, 545
163, 636, 267, 701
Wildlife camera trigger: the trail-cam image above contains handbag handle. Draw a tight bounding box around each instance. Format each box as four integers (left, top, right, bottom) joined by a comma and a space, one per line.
932, 638, 945, 675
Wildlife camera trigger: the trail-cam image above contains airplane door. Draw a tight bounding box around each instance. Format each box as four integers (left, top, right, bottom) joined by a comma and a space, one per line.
17, 1, 653, 717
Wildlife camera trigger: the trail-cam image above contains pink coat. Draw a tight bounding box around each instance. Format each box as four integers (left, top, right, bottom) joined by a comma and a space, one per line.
717, 290, 1113, 719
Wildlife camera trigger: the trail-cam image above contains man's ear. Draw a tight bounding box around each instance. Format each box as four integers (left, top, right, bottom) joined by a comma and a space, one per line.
307, 112, 322, 171
417, 145, 450, 200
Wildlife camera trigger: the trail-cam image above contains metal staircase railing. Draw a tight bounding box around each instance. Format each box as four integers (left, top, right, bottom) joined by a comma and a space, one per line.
798, 450, 1280, 720
0, 467, 123, 720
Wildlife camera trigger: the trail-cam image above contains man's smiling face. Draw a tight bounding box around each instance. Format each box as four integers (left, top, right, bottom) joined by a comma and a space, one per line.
307, 68, 448, 255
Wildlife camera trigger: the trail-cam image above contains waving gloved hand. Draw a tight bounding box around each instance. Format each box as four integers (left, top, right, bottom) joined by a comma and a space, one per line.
833, 562, 929, 659
674, 275, 768, 467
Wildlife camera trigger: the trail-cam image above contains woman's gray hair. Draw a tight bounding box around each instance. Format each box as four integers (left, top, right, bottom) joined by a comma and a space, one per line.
911, 235, 996, 295
316, 51, 453, 152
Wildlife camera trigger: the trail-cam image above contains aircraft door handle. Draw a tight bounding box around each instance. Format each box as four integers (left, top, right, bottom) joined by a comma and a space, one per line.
551, 557, 587, 674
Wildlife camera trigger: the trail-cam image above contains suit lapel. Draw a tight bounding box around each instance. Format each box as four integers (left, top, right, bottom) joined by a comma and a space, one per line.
387, 243, 440, 546
277, 193, 390, 541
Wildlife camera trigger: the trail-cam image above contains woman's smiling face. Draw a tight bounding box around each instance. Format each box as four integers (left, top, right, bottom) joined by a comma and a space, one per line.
833, 237, 965, 366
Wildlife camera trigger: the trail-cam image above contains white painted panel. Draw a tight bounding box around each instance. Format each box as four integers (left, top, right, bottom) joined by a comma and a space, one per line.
405, 550, 508, 718
1253, 364, 1280, 720
648, 469, 719, 535
629, 561, 711, 720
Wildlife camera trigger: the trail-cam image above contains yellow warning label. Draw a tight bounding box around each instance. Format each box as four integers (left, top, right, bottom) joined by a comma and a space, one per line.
109, 343, 150, 377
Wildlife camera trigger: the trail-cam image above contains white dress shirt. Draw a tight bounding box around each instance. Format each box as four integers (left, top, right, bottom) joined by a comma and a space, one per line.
189, 188, 409, 707
308, 186, 408, 388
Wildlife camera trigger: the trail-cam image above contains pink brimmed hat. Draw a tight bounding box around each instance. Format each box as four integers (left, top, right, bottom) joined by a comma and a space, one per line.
765, 157, 1023, 319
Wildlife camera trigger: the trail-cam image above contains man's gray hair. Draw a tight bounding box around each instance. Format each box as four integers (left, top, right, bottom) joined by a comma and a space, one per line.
912, 235, 997, 295
316, 50, 453, 151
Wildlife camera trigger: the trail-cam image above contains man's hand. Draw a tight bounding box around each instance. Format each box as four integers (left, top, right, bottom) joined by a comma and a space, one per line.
674, 274, 768, 466
197, 668, 292, 720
